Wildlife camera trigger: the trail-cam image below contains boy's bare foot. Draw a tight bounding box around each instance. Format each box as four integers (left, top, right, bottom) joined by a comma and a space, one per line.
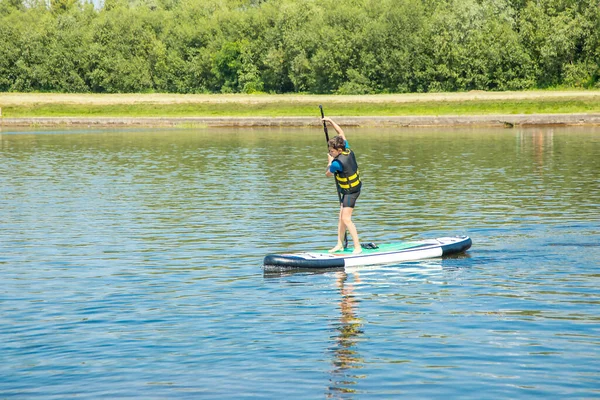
329, 244, 344, 253
352, 247, 362, 254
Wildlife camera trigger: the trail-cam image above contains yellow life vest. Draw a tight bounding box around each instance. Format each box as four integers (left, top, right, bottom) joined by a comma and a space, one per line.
334, 149, 362, 194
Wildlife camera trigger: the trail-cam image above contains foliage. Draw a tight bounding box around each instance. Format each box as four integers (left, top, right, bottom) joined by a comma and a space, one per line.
0, 0, 599, 93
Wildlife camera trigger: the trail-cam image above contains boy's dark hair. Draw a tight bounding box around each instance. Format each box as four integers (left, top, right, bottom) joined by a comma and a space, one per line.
327, 135, 346, 150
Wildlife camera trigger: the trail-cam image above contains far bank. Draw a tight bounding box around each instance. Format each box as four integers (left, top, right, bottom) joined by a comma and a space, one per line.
2, 114, 600, 128
1, 91, 600, 127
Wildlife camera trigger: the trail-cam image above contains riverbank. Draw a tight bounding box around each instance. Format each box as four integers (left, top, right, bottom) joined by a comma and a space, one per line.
2, 114, 600, 128
2, 91, 600, 127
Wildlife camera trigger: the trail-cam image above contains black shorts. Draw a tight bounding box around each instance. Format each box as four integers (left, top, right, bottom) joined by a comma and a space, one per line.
340, 191, 360, 208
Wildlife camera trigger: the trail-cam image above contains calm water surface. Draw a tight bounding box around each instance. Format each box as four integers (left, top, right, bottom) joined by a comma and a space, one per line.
1, 126, 599, 399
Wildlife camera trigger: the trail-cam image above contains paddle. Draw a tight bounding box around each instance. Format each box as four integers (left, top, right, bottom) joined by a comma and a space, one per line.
319, 104, 330, 142
319, 105, 348, 249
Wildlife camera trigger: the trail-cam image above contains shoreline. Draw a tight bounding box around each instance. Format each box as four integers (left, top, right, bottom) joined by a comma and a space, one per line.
2, 113, 600, 128
2, 91, 600, 128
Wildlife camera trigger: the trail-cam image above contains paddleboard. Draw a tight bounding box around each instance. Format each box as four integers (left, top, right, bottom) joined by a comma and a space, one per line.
263, 235, 471, 270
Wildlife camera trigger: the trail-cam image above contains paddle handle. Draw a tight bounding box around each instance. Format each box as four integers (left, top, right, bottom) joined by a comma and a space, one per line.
319, 105, 329, 143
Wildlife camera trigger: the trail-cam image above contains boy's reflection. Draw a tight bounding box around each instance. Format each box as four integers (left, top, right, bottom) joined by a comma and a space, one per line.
328, 271, 364, 397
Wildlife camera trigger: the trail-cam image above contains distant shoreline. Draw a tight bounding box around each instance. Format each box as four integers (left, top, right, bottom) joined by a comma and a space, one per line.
2, 91, 600, 127
2, 114, 600, 128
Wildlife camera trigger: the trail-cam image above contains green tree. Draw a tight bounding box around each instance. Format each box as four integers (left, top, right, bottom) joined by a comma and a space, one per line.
518, 0, 593, 87
0, 0, 598, 93
51, 0, 78, 14
0, 0, 24, 13
86, 5, 157, 92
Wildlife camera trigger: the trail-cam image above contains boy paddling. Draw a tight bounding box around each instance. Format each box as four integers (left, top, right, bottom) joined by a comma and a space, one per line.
323, 117, 362, 254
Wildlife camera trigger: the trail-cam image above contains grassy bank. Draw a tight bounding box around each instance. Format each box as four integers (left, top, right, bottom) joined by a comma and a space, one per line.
1, 91, 600, 118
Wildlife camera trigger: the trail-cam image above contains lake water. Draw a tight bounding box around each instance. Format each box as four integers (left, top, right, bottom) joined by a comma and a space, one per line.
1, 126, 599, 399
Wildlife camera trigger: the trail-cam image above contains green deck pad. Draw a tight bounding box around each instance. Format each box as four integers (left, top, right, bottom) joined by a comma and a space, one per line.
321, 241, 430, 255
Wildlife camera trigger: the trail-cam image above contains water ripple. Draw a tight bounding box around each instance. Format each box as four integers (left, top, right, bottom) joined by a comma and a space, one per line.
1, 127, 599, 398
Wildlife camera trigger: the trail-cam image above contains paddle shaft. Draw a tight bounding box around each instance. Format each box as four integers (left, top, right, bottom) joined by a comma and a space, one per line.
319, 105, 348, 249
319, 105, 329, 143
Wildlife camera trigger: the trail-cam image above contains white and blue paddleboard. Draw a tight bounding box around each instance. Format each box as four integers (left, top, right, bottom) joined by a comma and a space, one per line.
263, 235, 471, 270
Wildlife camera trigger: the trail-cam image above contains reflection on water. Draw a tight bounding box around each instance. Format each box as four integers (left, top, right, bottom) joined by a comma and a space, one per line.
526, 129, 553, 173
328, 271, 364, 397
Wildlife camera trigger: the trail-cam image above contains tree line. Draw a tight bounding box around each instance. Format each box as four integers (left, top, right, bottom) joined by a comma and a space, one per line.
0, 0, 598, 94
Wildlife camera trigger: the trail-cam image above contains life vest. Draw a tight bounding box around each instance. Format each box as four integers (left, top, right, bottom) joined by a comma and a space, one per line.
334, 149, 362, 194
